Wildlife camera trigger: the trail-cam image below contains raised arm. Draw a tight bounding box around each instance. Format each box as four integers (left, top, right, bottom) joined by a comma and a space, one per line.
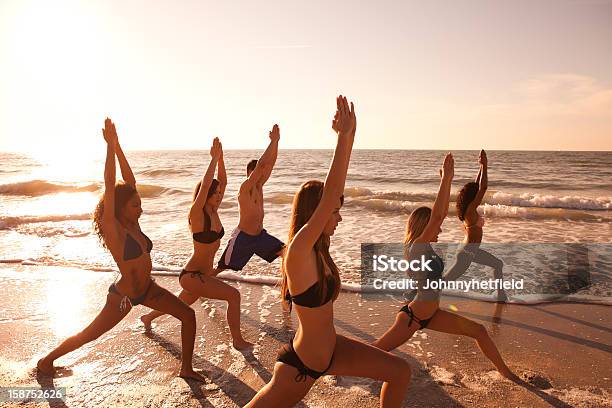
101, 118, 121, 252
258, 125, 279, 185
114, 125, 136, 187
241, 125, 279, 190
415, 153, 454, 244
469, 149, 488, 210
191, 138, 221, 216
291, 95, 356, 251
218, 140, 227, 200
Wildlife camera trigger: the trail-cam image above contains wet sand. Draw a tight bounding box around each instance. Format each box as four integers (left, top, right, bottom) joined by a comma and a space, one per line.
1, 264, 610, 407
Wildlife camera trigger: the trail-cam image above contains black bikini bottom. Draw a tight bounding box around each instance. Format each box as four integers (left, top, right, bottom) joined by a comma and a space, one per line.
399, 304, 436, 329
179, 269, 202, 280
108, 279, 154, 308
277, 341, 334, 382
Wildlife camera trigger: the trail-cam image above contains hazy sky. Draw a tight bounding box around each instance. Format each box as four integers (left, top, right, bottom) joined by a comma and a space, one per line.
1, 0, 611, 155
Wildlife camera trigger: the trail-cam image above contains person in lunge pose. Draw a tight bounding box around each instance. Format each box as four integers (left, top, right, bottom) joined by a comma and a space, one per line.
215, 124, 285, 274
245, 96, 411, 408
372, 153, 517, 381
444, 149, 507, 301
140, 137, 253, 350
37, 118, 205, 381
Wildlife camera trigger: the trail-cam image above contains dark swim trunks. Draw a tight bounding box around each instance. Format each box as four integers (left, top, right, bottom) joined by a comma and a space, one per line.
217, 228, 284, 271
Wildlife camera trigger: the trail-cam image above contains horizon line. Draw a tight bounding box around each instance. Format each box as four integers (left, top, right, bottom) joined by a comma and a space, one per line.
2, 148, 612, 154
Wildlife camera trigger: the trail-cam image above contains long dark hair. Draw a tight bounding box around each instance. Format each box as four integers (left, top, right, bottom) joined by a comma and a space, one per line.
189, 178, 220, 224
192, 179, 220, 202
92, 182, 137, 249
456, 182, 479, 221
280, 180, 343, 310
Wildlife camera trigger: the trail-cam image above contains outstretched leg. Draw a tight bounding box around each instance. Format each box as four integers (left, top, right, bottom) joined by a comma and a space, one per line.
180, 274, 253, 350
328, 335, 411, 408
140, 282, 205, 382
140, 289, 199, 331
427, 309, 517, 380
443, 248, 474, 282
37, 290, 130, 375
371, 306, 423, 352
472, 248, 507, 301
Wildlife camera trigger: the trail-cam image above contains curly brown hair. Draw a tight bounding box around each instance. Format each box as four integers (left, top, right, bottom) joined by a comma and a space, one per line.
92, 182, 137, 249
456, 182, 479, 221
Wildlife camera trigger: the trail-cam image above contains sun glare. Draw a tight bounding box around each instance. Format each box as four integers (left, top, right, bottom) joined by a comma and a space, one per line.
44, 270, 92, 338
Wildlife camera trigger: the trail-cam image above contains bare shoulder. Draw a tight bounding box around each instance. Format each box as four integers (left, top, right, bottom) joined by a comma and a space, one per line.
285, 244, 316, 288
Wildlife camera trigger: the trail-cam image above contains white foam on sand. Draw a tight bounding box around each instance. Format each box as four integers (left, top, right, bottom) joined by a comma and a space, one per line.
552, 387, 612, 407
429, 365, 460, 386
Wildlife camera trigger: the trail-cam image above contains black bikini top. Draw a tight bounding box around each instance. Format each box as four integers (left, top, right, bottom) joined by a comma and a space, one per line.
408, 244, 444, 281
286, 274, 338, 309
426, 249, 445, 281
123, 231, 153, 261
192, 211, 225, 244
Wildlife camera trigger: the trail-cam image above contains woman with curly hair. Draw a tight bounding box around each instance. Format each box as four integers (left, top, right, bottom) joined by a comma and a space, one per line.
37, 118, 205, 382
445, 149, 507, 302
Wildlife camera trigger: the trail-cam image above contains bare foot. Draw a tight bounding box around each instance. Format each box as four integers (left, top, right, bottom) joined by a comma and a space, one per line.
501, 369, 520, 383
37, 358, 55, 376
179, 368, 207, 382
140, 315, 152, 332
233, 339, 255, 351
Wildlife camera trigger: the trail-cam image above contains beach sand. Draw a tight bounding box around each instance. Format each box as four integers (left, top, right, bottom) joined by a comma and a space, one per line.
1, 264, 610, 407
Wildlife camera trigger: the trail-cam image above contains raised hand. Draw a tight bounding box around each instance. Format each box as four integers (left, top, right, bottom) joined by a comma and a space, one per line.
440, 152, 454, 180
218, 139, 224, 160
332, 95, 356, 137
269, 124, 280, 142
210, 137, 221, 159
479, 149, 487, 166
102, 118, 118, 146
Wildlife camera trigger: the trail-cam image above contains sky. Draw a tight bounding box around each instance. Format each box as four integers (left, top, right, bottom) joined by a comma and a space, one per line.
1, 0, 611, 156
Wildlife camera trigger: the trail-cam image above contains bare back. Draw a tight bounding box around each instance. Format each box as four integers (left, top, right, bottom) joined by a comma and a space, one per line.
462, 208, 484, 244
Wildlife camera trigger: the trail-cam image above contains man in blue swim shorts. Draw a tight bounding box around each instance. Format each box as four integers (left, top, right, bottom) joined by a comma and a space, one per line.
217, 124, 285, 272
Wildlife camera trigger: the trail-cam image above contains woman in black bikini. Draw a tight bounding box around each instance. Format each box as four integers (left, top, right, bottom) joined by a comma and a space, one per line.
444, 149, 507, 301
140, 137, 253, 350
37, 118, 205, 382
372, 153, 516, 380
245, 96, 411, 408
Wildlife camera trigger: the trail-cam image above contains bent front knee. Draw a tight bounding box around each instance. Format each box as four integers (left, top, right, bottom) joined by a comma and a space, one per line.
178, 305, 196, 325
226, 288, 241, 305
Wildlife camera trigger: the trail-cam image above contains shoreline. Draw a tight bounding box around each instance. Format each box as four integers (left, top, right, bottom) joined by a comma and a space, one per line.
1, 261, 609, 306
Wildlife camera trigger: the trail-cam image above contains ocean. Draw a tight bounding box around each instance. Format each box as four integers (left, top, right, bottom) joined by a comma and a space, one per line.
1, 150, 610, 304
